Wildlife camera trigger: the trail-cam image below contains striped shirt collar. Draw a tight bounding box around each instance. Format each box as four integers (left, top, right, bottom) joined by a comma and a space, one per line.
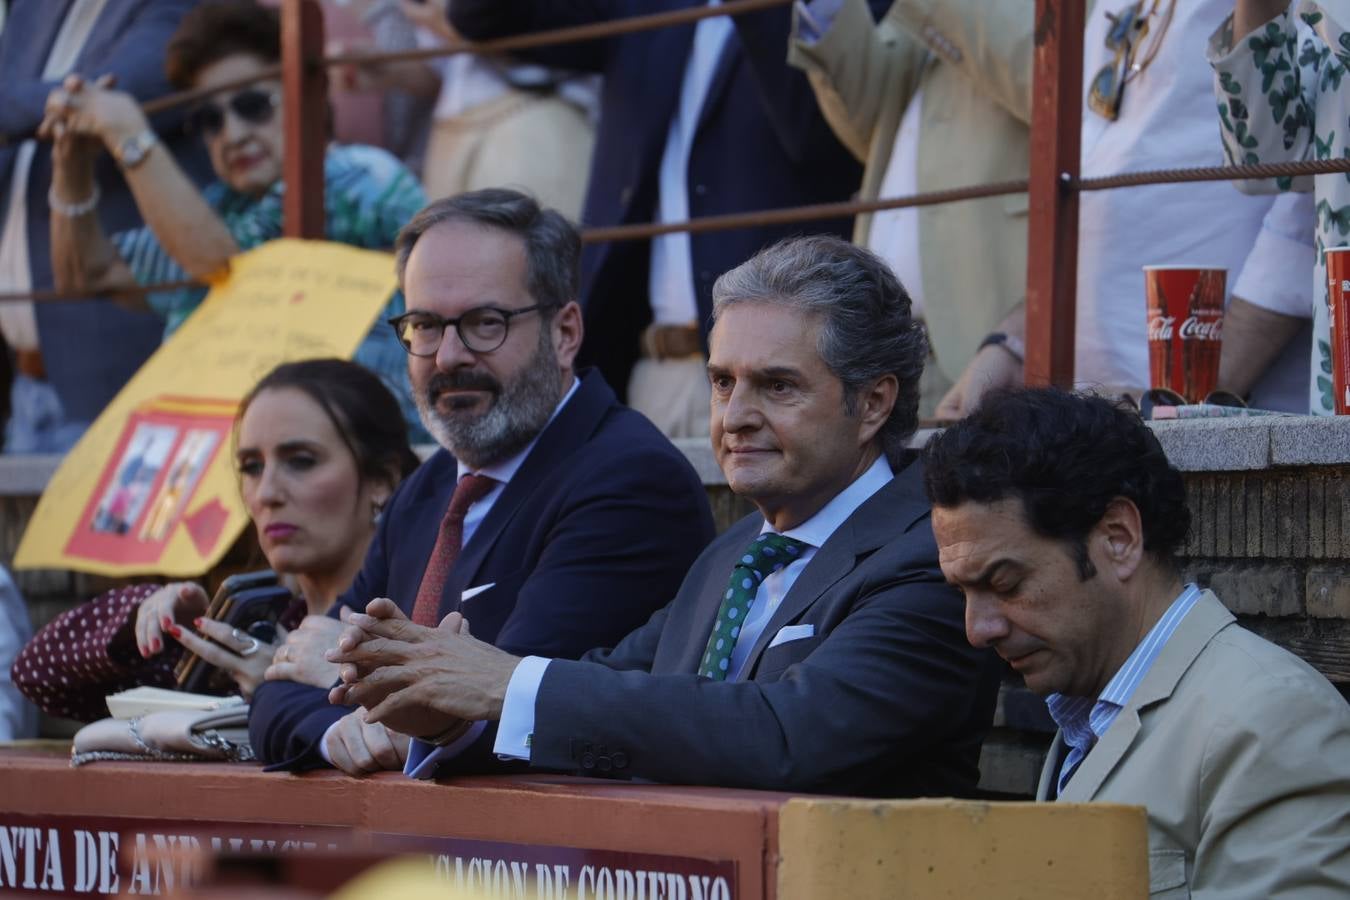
1047, 584, 1203, 755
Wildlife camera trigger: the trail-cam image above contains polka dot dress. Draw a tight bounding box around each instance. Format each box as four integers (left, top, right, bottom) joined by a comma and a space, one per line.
11, 584, 175, 722
10, 585, 307, 722
697, 533, 806, 681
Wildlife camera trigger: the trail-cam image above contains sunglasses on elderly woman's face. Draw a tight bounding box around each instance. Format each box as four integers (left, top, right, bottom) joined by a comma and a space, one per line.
187, 88, 280, 138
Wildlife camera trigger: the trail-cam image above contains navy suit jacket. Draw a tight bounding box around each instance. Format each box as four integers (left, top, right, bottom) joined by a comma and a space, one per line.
528, 454, 1002, 797
448, 0, 883, 397
250, 370, 717, 767
0, 0, 211, 422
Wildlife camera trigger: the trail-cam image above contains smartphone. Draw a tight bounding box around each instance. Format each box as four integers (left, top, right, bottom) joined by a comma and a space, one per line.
174, 572, 293, 695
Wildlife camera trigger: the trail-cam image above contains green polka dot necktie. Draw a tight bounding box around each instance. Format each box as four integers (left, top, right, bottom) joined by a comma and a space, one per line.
698, 532, 808, 680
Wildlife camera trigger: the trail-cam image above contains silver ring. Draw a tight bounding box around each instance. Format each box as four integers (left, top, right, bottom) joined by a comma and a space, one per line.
231, 628, 262, 657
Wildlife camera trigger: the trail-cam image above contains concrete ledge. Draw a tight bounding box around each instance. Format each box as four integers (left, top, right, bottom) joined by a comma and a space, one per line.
0, 455, 60, 496
1149, 415, 1350, 471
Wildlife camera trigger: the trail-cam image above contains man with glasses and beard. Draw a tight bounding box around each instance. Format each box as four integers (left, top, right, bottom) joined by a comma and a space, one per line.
249, 189, 716, 775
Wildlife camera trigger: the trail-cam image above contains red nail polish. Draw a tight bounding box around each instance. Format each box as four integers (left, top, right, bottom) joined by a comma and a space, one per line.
151, 638, 162, 653
193, 618, 203, 628
162, 616, 173, 630
167, 625, 181, 639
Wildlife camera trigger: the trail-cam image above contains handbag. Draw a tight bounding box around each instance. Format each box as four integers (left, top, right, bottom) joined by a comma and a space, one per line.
70, 707, 254, 767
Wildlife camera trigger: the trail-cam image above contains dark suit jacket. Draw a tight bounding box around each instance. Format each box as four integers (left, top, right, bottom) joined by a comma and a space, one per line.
528, 454, 1002, 797
250, 370, 717, 767
0, 0, 211, 422
448, 0, 881, 398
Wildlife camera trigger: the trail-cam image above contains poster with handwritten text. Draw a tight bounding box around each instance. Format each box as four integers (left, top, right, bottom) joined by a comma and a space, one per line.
14, 240, 398, 577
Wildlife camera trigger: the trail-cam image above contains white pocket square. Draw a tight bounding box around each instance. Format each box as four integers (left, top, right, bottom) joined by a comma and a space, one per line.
767, 623, 815, 649
461, 583, 496, 602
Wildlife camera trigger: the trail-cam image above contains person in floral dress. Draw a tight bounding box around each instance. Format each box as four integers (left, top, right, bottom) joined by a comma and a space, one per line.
1210, 0, 1350, 414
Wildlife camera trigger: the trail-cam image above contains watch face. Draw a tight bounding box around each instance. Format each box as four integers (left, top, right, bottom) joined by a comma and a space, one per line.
120, 132, 155, 167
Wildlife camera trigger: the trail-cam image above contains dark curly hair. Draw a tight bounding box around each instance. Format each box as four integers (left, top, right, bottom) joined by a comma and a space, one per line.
922, 388, 1190, 578
165, 1, 280, 90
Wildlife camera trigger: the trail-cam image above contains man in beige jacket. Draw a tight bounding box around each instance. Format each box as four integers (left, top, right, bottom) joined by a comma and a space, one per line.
789, 0, 1034, 410
926, 388, 1350, 899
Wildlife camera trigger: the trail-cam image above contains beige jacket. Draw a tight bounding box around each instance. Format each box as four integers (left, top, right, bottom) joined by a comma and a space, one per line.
789, 0, 1034, 381
1038, 591, 1350, 898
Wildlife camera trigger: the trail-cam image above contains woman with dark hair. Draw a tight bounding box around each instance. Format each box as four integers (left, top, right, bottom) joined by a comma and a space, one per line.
12, 358, 419, 721
41, 0, 427, 436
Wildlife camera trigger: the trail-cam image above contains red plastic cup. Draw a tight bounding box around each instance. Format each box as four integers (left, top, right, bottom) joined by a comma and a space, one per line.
1144, 266, 1226, 403
1326, 248, 1350, 415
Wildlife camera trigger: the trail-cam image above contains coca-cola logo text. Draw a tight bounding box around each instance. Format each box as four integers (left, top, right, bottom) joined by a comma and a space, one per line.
1148, 315, 1223, 342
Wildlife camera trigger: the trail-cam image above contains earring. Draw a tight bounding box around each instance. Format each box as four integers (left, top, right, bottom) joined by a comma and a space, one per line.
371, 500, 385, 527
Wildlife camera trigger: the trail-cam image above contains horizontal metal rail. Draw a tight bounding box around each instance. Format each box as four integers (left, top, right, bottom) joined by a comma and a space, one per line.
5, 154, 1348, 305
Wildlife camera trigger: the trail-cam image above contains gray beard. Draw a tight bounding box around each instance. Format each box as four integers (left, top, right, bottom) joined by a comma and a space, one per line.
415, 334, 563, 470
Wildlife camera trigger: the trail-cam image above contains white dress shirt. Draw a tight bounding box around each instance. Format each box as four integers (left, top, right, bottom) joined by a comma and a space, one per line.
319, 378, 579, 770
869, 84, 927, 318
647, 0, 733, 326
486, 453, 895, 766
1073, 0, 1314, 391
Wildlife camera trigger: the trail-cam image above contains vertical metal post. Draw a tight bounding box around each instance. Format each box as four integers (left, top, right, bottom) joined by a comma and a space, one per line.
282, 0, 327, 240
1024, 0, 1085, 387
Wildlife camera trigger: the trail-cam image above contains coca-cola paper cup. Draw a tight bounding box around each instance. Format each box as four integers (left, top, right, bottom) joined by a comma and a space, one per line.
1326, 248, 1350, 414
1144, 266, 1226, 403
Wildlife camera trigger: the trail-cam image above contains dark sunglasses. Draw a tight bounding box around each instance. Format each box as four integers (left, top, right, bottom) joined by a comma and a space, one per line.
187, 88, 280, 138
1139, 387, 1246, 420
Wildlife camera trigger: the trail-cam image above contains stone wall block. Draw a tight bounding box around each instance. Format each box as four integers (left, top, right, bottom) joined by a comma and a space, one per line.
1286, 477, 1308, 559
1206, 564, 1303, 617
1199, 477, 1218, 558
1262, 479, 1279, 558
1310, 475, 1326, 559
1247, 476, 1264, 558
1328, 474, 1343, 559
1307, 568, 1350, 619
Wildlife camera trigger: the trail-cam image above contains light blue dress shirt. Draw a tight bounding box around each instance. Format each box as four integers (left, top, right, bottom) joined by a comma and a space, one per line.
486, 453, 896, 766
1046, 583, 1204, 796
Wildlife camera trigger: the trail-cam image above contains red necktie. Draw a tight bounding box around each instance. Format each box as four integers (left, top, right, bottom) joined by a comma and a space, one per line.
410, 474, 497, 626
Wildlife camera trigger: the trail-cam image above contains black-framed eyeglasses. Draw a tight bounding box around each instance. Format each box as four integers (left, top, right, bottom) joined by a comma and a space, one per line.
187, 88, 280, 138
388, 305, 551, 356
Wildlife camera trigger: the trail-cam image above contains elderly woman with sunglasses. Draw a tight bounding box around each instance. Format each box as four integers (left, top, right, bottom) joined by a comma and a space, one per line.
41, 0, 426, 435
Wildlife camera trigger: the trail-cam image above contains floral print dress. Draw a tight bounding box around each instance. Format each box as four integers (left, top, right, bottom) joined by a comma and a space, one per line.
1209, 3, 1350, 414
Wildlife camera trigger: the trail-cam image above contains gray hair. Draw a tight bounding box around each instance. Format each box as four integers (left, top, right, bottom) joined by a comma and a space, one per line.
394, 188, 581, 312
711, 235, 927, 460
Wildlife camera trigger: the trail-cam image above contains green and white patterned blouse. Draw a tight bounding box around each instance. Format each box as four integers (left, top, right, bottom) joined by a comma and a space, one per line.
1209, 4, 1350, 415
112, 143, 427, 436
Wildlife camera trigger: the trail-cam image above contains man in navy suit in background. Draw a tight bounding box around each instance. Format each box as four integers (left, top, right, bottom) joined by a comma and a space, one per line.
448, 0, 886, 439
250, 189, 716, 774
0, 0, 210, 452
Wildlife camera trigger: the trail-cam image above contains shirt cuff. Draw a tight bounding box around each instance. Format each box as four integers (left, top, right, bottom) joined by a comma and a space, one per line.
318, 720, 338, 766
1233, 193, 1317, 319
405, 720, 489, 780
492, 655, 551, 761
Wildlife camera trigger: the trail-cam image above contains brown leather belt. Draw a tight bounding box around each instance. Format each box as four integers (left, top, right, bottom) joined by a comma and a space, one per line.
640, 323, 703, 361
15, 348, 46, 381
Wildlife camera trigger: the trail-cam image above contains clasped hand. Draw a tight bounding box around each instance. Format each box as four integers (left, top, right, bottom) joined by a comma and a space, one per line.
325, 598, 520, 740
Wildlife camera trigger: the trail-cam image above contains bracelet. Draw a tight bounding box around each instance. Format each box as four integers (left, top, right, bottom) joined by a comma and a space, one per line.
979, 331, 1025, 363
48, 183, 101, 217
